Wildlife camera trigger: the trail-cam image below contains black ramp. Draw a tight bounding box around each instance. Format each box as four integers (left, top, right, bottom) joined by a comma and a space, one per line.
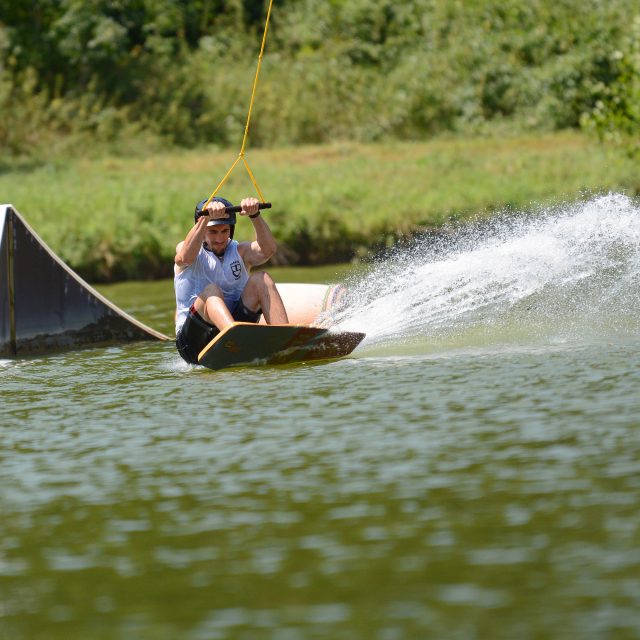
0, 207, 12, 355
0, 205, 169, 357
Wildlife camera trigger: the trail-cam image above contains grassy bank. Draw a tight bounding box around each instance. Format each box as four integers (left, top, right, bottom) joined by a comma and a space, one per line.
1, 131, 638, 282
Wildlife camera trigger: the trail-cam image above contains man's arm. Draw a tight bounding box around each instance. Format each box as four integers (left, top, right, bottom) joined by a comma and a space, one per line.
237, 197, 278, 268
175, 200, 228, 272
174, 218, 207, 273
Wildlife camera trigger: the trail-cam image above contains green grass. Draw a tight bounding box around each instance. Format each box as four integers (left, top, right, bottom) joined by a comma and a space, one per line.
1, 131, 638, 282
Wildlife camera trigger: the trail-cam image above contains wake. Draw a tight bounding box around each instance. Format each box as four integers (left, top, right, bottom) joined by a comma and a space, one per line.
328, 194, 640, 348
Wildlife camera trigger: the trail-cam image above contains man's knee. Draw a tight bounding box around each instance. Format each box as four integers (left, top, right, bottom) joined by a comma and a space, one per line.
247, 271, 275, 290
194, 284, 224, 315
242, 272, 275, 310
200, 283, 224, 299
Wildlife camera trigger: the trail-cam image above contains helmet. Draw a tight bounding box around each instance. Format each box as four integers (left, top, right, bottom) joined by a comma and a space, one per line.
194, 196, 236, 238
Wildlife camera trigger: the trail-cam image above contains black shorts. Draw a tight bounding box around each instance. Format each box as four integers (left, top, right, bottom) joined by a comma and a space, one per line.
176, 301, 262, 365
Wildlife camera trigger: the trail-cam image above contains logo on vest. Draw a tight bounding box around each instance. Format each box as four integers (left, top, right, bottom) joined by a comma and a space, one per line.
230, 260, 242, 279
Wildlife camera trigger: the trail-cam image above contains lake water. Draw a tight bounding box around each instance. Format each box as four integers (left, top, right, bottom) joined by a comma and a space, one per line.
1, 195, 639, 639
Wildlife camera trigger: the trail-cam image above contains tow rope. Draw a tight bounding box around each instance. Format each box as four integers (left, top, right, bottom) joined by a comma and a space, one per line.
203, 0, 274, 208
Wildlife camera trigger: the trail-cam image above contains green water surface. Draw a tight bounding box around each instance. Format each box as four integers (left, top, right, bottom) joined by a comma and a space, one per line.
1, 269, 639, 640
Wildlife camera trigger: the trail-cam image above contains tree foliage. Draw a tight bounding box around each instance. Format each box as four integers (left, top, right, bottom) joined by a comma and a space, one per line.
1, 0, 638, 155
582, 15, 640, 154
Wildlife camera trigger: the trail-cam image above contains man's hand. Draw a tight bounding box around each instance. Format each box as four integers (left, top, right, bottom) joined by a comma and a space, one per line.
239, 197, 260, 217
201, 199, 228, 222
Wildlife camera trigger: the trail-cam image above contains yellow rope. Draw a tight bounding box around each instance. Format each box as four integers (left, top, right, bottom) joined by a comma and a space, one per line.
204, 0, 274, 209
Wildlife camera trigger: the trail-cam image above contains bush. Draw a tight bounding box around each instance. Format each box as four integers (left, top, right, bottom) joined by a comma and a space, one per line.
582, 15, 640, 155
1, 0, 639, 156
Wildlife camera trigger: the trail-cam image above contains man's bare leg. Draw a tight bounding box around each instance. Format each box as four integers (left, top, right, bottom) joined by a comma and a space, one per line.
194, 284, 235, 331
242, 272, 289, 324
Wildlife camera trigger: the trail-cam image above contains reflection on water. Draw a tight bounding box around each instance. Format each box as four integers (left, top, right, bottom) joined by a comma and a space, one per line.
2, 196, 640, 639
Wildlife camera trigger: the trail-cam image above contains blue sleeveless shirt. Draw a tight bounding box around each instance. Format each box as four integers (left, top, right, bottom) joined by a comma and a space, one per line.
174, 240, 249, 333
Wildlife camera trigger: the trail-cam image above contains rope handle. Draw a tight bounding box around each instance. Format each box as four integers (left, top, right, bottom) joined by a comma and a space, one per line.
225, 202, 272, 214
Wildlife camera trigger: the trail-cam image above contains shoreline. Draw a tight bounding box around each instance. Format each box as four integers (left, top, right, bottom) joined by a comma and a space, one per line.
2, 132, 637, 284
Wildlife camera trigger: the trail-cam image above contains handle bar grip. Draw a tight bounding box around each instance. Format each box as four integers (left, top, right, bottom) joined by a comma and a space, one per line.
225, 202, 272, 214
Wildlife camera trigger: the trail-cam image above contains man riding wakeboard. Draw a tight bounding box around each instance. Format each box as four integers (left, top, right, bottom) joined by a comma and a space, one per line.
174, 196, 288, 364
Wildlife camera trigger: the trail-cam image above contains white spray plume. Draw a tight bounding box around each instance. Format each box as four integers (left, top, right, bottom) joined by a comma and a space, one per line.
328, 194, 640, 348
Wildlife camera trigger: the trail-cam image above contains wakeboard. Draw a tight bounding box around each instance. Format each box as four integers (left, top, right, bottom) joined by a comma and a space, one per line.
197, 323, 365, 371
